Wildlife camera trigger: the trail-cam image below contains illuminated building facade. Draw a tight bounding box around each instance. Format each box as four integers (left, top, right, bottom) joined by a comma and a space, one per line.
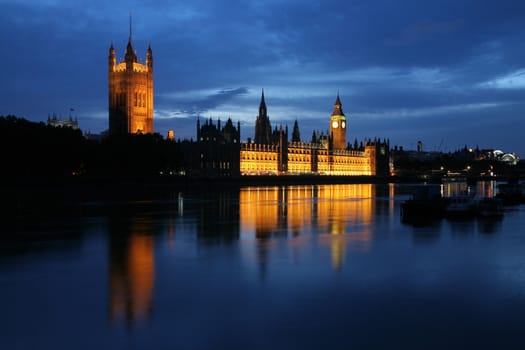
240, 92, 390, 176
108, 30, 153, 134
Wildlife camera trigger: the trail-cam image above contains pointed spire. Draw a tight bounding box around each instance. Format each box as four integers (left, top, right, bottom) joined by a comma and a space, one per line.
109, 41, 115, 59
332, 91, 344, 116
108, 41, 116, 70
146, 42, 153, 69
125, 15, 137, 63
292, 119, 301, 142
258, 88, 267, 118
129, 13, 132, 43
260, 88, 266, 108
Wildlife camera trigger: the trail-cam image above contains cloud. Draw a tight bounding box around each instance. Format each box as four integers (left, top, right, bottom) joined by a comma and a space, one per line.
479, 69, 525, 90
1, 0, 525, 156
158, 87, 249, 116
387, 19, 465, 46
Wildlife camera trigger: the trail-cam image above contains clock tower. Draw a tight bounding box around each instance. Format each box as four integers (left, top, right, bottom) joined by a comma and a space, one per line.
329, 92, 346, 150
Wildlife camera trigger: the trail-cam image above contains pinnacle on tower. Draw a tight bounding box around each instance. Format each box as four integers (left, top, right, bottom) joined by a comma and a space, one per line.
259, 88, 267, 117
146, 44, 153, 69
332, 91, 344, 116
292, 119, 301, 142
129, 13, 133, 43
260, 89, 266, 108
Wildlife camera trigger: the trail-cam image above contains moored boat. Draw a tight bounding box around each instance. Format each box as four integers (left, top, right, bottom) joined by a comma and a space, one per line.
496, 179, 525, 205
444, 191, 477, 219
476, 197, 504, 218
401, 185, 446, 223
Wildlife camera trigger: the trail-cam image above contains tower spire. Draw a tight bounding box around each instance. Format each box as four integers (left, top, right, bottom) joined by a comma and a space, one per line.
255, 88, 271, 144
129, 13, 132, 43
259, 88, 267, 117
332, 91, 344, 116
125, 14, 136, 62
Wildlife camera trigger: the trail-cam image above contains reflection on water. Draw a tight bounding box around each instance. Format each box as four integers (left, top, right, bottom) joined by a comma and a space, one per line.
3, 182, 525, 349
477, 180, 498, 198
239, 184, 375, 271
442, 180, 498, 198
102, 182, 504, 313
108, 212, 155, 328
195, 191, 240, 244
478, 217, 503, 234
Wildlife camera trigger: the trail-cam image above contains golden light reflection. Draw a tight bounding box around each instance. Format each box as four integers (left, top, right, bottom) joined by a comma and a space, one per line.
476, 180, 497, 198
286, 186, 314, 237
443, 182, 467, 197
240, 187, 282, 237
109, 217, 155, 328
167, 218, 175, 252
389, 183, 396, 216
330, 234, 346, 270
239, 184, 375, 271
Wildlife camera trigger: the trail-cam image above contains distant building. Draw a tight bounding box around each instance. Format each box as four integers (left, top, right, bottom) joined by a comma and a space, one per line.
176, 92, 389, 178
254, 89, 272, 144
180, 118, 241, 177
487, 149, 520, 165
239, 92, 390, 176
329, 92, 347, 150
47, 114, 78, 129
108, 27, 153, 135
291, 119, 301, 142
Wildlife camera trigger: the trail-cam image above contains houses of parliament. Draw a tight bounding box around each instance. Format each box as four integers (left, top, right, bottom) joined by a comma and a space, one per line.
108, 31, 390, 178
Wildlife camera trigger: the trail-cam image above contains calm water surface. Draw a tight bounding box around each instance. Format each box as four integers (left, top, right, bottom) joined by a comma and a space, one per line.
2, 183, 525, 349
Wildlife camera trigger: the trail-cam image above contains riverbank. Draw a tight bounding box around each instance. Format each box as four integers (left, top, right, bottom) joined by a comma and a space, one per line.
0, 175, 381, 222
2, 173, 517, 203
1, 173, 520, 240
3, 174, 392, 195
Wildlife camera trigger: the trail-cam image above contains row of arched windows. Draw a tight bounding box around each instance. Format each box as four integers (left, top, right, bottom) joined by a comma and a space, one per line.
134, 92, 147, 108
240, 151, 278, 162
114, 92, 126, 107
111, 92, 148, 108
239, 150, 373, 175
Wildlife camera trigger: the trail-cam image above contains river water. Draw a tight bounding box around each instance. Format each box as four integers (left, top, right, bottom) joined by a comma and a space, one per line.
2, 182, 525, 349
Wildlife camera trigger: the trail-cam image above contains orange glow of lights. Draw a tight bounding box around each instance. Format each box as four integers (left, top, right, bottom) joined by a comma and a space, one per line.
239, 184, 374, 270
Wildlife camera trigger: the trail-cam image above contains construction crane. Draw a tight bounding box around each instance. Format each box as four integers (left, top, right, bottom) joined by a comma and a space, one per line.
437, 138, 444, 153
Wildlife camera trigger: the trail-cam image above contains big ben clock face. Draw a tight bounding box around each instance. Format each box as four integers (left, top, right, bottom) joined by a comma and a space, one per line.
341, 121, 346, 129
332, 121, 338, 128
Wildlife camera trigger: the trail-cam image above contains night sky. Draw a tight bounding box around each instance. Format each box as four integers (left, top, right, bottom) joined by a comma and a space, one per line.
1, 0, 524, 156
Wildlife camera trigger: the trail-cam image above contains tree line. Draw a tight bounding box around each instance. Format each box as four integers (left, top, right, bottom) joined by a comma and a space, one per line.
0, 115, 184, 179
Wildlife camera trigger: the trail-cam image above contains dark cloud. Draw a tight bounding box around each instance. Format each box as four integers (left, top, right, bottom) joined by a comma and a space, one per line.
1, 0, 524, 156
158, 87, 249, 116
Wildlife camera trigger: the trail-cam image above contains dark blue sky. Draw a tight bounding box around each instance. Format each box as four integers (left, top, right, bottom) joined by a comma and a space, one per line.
1, 0, 524, 155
